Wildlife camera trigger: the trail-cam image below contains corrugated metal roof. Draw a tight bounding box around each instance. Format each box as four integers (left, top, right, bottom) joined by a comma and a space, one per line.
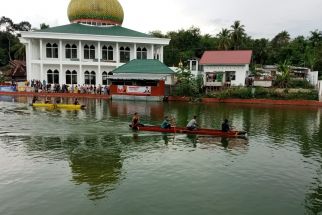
36, 23, 152, 38
112, 59, 174, 74
108, 73, 168, 80
200, 50, 252, 65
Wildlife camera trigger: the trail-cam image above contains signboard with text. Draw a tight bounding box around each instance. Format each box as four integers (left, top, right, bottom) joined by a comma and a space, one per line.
117, 86, 151, 95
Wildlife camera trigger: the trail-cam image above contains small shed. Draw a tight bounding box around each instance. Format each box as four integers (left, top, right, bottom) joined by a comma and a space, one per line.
108, 59, 174, 101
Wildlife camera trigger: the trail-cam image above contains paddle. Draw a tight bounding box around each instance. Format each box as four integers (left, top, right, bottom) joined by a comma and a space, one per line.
170, 115, 176, 144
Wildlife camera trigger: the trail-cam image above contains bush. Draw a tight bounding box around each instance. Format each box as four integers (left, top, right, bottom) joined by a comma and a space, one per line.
288, 79, 314, 89
205, 87, 318, 100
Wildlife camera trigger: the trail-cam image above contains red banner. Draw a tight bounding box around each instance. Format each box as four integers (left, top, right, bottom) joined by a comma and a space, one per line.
117, 86, 151, 95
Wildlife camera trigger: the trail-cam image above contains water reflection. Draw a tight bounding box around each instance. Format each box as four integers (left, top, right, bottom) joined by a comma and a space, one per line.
20, 135, 123, 201
0, 97, 322, 213
67, 135, 122, 201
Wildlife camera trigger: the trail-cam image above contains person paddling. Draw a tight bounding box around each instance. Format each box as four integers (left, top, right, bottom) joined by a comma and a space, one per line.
131, 112, 143, 129
32, 96, 38, 104
186, 115, 198, 130
221, 119, 231, 132
74, 98, 79, 105
161, 116, 171, 129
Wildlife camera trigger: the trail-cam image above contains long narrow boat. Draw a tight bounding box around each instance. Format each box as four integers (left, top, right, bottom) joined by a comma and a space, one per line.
32, 103, 84, 110
132, 125, 247, 138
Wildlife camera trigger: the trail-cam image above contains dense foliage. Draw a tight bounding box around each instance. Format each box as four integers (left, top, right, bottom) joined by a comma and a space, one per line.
0, 16, 49, 68
207, 87, 318, 100
150, 21, 322, 75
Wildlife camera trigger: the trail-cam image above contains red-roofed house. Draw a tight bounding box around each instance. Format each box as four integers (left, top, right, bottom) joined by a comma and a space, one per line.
199, 50, 252, 88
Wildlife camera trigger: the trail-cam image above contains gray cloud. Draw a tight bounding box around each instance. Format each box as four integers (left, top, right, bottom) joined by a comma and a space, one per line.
0, 0, 321, 39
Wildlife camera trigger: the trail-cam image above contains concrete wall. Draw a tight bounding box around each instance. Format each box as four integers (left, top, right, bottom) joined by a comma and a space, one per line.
203, 64, 249, 86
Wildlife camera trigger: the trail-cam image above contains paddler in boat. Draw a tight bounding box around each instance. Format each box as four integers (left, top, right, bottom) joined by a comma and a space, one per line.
74, 98, 79, 105
131, 112, 143, 129
31, 96, 38, 104
186, 115, 198, 130
221, 119, 231, 132
161, 116, 171, 129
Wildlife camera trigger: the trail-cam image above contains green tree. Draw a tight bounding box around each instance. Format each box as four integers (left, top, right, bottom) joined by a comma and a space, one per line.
230, 20, 246, 50
12, 42, 25, 60
217, 28, 231, 50
276, 60, 291, 88
40, 23, 50, 30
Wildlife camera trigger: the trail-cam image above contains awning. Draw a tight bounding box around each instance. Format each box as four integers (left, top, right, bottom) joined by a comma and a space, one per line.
108, 73, 169, 80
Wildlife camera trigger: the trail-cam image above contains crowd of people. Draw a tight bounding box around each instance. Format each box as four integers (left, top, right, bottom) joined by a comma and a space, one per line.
26, 80, 110, 95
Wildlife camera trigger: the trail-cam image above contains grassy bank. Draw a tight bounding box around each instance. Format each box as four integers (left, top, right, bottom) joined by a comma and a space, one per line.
205, 87, 319, 101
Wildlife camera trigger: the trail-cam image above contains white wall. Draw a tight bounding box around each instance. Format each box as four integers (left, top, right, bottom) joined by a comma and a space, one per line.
203, 64, 249, 86
307, 71, 319, 87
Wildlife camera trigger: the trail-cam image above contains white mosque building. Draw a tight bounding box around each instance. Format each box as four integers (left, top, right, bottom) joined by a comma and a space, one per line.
20, 0, 170, 86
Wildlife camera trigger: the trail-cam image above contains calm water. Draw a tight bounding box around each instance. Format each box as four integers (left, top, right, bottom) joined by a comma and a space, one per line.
0, 96, 322, 215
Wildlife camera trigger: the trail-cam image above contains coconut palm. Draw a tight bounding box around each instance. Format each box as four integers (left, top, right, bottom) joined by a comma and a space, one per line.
217, 28, 231, 50
230, 20, 246, 50
309, 30, 322, 48
12, 42, 25, 60
271, 31, 290, 48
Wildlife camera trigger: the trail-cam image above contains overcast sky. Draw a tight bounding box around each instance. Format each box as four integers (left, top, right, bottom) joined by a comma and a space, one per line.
1, 0, 321, 38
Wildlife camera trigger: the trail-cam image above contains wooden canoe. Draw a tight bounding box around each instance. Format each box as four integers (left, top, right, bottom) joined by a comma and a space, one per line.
132, 125, 247, 138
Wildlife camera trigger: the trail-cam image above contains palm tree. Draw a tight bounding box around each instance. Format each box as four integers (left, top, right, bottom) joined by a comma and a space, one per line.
217, 28, 231, 50
12, 42, 25, 61
271, 31, 290, 48
309, 30, 322, 48
277, 60, 291, 88
230, 20, 246, 50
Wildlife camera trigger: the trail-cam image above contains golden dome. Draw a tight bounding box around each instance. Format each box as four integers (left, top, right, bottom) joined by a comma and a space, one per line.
67, 0, 124, 26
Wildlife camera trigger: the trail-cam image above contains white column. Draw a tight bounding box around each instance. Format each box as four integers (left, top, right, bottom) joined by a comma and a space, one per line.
133, 43, 137, 59
79, 41, 82, 61
98, 42, 101, 85
189, 60, 192, 71
59, 40, 64, 84
40, 39, 44, 82
151, 44, 154, 59
160, 46, 164, 63
116, 42, 120, 64
78, 41, 82, 85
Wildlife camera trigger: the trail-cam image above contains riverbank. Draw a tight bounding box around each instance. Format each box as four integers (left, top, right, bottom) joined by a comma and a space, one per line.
1, 92, 322, 107
168, 96, 322, 107
0, 91, 110, 100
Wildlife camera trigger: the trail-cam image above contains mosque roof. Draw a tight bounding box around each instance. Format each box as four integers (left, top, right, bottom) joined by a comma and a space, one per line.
68, 0, 124, 26
112, 60, 174, 74
36, 23, 152, 38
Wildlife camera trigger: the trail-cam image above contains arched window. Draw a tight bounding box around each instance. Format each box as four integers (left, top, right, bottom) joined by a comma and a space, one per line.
102, 45, 114, 61
90, 71, 96, 85
90, 45, 95, 59
65, 70, 78, 85
102, 71, 108, 85
65, 44, 71, 59
84, 45, 89, 59
120, 46, 130, 63
84, 71, 96, 85
66, 44, 77, 59
137, 47, 147, 60
53, 43, 58, 58
85, 71, 90, 84
71, 44, 77, 59
102, 45, 108, 60
108, 46, 113, 60
47, 69, 59, 84
46, 43, 52, 58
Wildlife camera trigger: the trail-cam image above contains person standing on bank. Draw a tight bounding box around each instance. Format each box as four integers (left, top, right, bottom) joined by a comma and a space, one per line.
186, 115, 198, 130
